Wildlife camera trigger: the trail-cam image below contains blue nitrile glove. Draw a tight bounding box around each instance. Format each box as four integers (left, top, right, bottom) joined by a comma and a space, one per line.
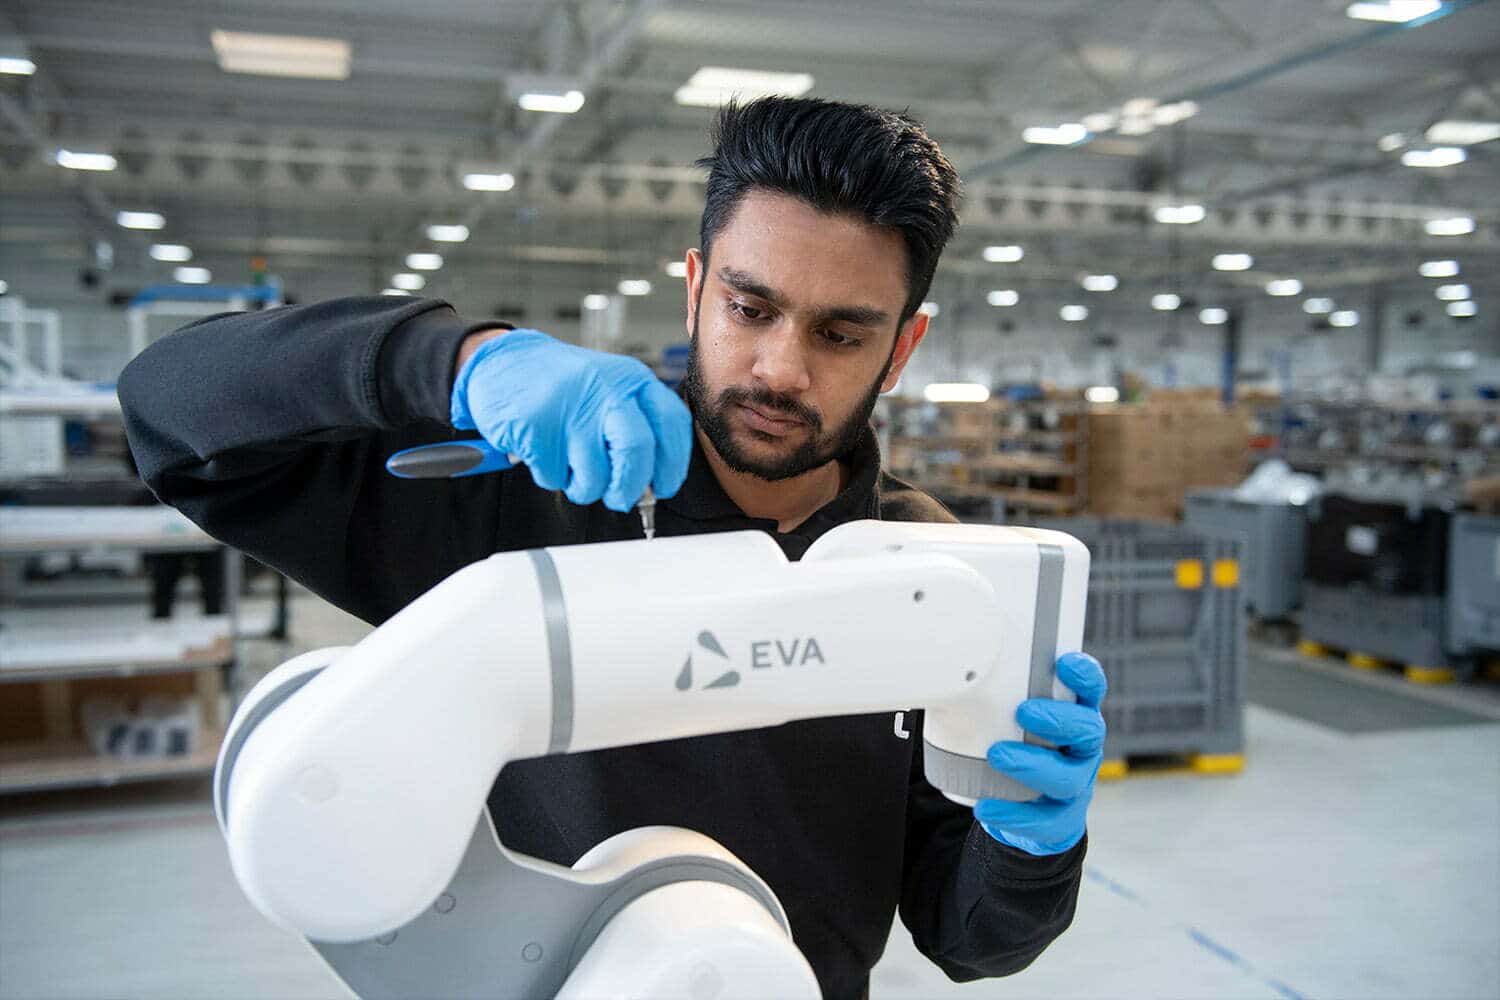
450, 330, 693, 512
974, 651, 1108, 856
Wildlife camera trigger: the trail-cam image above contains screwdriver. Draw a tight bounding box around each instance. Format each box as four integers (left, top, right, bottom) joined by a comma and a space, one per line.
386, 440, 657, 540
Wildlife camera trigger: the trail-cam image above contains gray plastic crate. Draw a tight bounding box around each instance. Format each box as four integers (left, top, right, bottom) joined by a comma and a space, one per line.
1036, 518, 1244, 758
1184, 490, 1308, 619
1447, 513, 1500, 655
1299, 583, 1448, 667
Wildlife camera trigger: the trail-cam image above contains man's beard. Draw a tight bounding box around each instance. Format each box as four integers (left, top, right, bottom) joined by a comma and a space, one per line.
680, 299, 893, 482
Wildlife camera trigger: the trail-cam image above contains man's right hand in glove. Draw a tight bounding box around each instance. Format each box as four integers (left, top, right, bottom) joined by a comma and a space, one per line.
450, 329, 693, 512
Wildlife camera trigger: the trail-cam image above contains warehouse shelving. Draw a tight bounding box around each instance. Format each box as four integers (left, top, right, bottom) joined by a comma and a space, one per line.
0, 505, 241, 794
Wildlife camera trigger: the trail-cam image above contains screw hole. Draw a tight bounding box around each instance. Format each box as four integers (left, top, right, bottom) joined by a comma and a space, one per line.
965, 670, 977, 682
913, 590, 925, 603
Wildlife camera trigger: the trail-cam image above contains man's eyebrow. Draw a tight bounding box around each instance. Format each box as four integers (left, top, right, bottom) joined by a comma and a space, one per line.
717, 267, 891, 329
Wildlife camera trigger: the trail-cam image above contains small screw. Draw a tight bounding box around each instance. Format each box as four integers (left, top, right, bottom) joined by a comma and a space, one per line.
434, 893, 456, 914
913, 590, 925, 602
965, 670, 977, 681
375, 932, 397, 946
522, 942, 544, 963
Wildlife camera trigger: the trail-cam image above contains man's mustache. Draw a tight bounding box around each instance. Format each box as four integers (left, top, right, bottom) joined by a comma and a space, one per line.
717, 386, 822, 432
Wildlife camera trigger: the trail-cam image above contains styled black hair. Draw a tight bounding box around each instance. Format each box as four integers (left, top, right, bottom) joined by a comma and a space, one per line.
695, 97, 961, 324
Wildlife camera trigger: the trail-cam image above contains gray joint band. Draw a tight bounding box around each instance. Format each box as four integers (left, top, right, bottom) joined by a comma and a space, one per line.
1025, 543, 1066, 749
924, 741, 1035, 802
214, 665, 325, 829
527, 549, 574, 755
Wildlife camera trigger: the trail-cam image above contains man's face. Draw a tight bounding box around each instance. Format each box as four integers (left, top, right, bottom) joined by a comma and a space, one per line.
680, 190, 929, 481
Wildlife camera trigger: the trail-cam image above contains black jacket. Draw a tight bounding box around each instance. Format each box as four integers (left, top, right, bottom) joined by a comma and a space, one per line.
118, 296, 1084, 999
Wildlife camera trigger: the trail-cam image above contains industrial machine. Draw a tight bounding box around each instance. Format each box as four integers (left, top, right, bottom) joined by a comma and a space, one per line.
213, 520, 1088, 998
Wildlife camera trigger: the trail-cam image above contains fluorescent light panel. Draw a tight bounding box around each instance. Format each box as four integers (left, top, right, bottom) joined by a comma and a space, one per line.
674, 67, 814, 108
174, 266, 211, 284
1419, 260, 1459, 278
117, 211, 165, 230
1426, 216, 1475, 236
1022, 123, 1088, 145
1266, 279, 1303, 296
381, 288, 410, 297
405, 253, 443, 270
0, 57, 37, 75
1155, 204, 1205, 224
1082, 274, 1118, 292
664, 261, 688, 278
582, 294, 610, 311
1436, 283, 1471, 301
149, 243, 192, 262
391, 273, 426, 291
1346, 1, 1441, 23
210, 30, 351, 80
987, 289, 1019, 307
1303, 297, 1335, 315
618, 279, 652, 296
55, 149, 116, 171
463, 172, 515, 192
1085, 386, 1120, 403
1199, 307, 1229, 325
1151, 293, 1181, 311
1402, 146, 1466, 168
1329, 310, 1360, 327
924, 383, 990, 403
1060, 305, 1089, 322
426, 224, 470, 242
982, 245, 1024, 263
1425, 120, 1500, 146
1213, 253, 1254, 271
1446, 300, 1477, 317
518, 90, 585, 114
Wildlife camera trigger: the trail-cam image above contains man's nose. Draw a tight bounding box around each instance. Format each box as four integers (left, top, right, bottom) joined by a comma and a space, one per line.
749, 324, 812, 396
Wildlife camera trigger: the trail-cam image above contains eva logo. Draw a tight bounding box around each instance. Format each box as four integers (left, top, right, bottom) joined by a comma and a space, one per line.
675, 630, 825, 691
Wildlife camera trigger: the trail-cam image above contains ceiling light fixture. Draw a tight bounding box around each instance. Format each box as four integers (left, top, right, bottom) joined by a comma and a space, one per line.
1329, 310, 1360, 327
987, 289, 1019, 307
149, 243, 192, 262
425, 224, 470, 243
1377, 132, 1408, 152
518, 89, 585, 114
174, 266, 211, 284
391, 273, 426, 291
1155, 204, 1206, 224
1345, 1, 1441, 23
582, 294, 610, 311
1060, 305, 1089, 322
381, 288, 410, 297
1199, 307, 1229, 325
918, 302, 941, 317
210, 29, 351, 80
982, 244, 1024, 263
462, 172, 515, 192
664, 261, 688, 278
674, 67, 814, 108
55, 149, 117, 171
618, 279, 652, 296
1401, 147, 1467, 168
1435, 283, 1471, 301
405, 253, 443, 271
117, 211, 165, 230
1081, 274, 1118, 292
0, 57, 37, 76
1446, 300, 1477, 318
1212, 253, 1254, 271
1151, 293, 1181, 311
1425, 216, 1475, 236
1419, 260, 1459, 278
1425, 120, 1500, 146
1303, 297, 1335, 315
1022, 123, 1088, 145
1085, 386, 1120, 404
1266, 278, 1303, 296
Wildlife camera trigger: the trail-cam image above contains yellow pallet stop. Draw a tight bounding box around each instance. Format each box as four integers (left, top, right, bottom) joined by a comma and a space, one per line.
1404, 665, 1456, 685
1296, 639, 1329, 658
1347, 652, 1386, 671
1174, 559, 1204, 589
1211, 558, 1240, 588
1096, 754, 1244, 781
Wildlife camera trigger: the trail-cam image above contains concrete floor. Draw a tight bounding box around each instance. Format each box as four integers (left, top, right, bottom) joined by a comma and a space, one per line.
2, 593, 1499, 1000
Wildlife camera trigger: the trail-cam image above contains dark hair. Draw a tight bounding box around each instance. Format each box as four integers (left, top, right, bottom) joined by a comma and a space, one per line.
696, 97, 961, 324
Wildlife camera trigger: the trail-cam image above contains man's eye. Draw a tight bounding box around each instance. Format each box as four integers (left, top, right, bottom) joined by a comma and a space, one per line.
822, 330, 861, 348
729, 301, 766, 322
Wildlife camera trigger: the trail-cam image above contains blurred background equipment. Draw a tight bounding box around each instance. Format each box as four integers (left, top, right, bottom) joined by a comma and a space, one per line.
0, 2, 1496, 999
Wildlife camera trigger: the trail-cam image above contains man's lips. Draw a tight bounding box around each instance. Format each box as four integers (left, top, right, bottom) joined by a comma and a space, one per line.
737, 402, 806, 433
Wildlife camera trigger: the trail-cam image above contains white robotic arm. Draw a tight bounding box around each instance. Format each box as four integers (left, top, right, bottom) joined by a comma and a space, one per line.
215, 520, 1088, 998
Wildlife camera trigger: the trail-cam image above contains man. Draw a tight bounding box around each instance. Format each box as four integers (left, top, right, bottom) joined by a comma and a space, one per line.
119, 97, 1106, 999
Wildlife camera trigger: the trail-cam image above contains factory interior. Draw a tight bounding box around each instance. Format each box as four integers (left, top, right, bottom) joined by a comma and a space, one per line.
1, 1, 1498, 998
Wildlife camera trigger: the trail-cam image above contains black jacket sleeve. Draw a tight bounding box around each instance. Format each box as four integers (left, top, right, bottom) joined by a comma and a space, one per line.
898, 710, 1085, 980
117, 295, 510, 624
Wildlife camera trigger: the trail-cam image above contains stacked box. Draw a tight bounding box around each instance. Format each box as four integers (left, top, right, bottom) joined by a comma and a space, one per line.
1088, 403, 1250, 520
1445, 513, 1500, 656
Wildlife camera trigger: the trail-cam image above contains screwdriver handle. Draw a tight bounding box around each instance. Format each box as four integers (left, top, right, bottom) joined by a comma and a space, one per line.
385, 441, 516, 479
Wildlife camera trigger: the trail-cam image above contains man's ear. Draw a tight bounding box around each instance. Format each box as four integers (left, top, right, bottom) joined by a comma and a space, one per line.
684, 249, 704, 339
881, 312, 929, 393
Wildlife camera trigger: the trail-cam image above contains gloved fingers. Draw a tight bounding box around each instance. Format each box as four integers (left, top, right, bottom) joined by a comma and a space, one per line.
563, 428, 610, 506
601, 400, 657, 513
986, 741, 1099, 800
972, 794, 1084, 839
977, 818, 1083, 858
508, 423, 568, 492
1015, 699, 1106, 757
1056, 651, 1108, 709
636, 380, 694, 499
